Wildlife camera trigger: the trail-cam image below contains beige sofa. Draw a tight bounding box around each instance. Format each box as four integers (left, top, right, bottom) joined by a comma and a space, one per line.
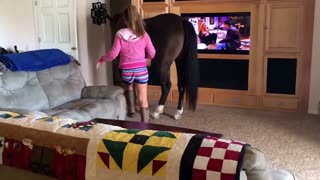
0, 60, 127, 121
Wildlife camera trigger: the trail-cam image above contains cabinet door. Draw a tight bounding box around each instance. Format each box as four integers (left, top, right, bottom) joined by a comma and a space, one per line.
147, 85, 163, 101
262, 97, 298, 110
264, 57, 298, 96
214, 94, 258, 107
265, 2, 303, 52
142, 0, 167, 2
140, 5, 169, 19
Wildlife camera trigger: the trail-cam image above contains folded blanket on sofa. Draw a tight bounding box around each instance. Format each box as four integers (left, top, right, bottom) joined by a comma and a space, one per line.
0, 62, 7, 75
0, 49, 70, 71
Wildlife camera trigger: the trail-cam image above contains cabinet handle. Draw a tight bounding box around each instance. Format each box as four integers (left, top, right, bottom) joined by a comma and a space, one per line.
232, 97, 239, 103
154, 92, 158, 96
276, 101, 284, 106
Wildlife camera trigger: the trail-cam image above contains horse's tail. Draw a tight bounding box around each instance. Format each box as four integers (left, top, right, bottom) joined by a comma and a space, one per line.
181, 19, 199, 111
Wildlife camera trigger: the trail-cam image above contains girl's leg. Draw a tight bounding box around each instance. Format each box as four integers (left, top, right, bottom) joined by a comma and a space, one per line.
126, 83, 136, 117
136, 83, 149, 123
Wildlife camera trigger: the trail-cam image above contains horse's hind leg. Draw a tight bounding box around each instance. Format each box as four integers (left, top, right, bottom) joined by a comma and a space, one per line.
152, 72, 171, 119
173, 60, 185, 120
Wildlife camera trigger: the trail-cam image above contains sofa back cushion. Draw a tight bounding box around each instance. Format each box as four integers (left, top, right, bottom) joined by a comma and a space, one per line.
0, 71, 50, 110
36, 60, 85, 109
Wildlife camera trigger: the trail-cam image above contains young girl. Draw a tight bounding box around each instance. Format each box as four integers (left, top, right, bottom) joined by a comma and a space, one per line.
96, 4, 156, 123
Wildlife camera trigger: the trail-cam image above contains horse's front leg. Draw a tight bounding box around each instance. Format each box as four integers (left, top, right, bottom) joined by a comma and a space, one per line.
174, 85, 185, 120
152, 80, 171, 119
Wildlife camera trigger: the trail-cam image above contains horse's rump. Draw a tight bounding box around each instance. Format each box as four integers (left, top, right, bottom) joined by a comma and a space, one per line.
145, 14, 185, 84
145, 14, 199, 111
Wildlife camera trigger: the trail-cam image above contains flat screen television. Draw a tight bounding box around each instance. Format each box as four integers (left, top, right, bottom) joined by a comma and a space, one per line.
181, 12, 251, 55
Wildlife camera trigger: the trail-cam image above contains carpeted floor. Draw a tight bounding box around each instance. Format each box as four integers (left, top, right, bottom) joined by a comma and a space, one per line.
131, 101, 320, 180
1, 101, 319, 180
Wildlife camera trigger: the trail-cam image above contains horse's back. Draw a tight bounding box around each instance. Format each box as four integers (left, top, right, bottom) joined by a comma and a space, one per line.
145, 13, 184, 26
144, 13, 185, 56
144, 13, 186, 84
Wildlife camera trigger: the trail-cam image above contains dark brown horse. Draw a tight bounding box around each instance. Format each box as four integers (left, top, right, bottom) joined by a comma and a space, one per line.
111, 13, 199, 120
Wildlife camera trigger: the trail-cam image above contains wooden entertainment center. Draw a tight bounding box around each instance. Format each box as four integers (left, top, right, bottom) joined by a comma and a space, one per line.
131, 0, 315, 112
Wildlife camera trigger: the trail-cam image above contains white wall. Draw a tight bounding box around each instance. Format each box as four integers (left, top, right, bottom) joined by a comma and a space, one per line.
0, 0, 113, 86
0, 0, 37, 51
308, 0, 320, 114
76, 0, 113, 86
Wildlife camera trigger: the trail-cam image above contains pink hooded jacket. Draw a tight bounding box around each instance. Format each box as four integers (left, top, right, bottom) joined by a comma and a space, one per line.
98, 28, 156, 69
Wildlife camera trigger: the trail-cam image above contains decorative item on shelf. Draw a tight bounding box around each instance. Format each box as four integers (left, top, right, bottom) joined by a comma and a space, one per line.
91, 2, 107, 25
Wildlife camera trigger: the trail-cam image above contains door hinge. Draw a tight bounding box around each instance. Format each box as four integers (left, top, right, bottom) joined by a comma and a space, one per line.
34, 0, 38, 6
38, 37, 41, 42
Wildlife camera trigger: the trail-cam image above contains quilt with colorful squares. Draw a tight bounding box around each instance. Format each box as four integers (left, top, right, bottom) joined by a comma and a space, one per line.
0, 111, 249, 180
86, 130, 248, 180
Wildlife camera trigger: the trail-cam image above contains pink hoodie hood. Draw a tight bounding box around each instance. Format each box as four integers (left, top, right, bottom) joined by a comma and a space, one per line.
117, 28, 141, 42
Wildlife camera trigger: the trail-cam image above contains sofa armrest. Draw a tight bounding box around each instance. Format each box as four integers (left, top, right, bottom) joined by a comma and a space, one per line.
81, 85, 124, 100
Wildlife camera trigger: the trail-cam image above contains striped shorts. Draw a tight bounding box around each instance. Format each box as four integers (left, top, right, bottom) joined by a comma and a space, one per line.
121, 67, 149, 84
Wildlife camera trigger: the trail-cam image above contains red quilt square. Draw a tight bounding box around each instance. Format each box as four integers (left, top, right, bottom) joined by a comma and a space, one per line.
192, 169, 207, 180
224, 150, 241, 161
198, 147, 213, 157
214, 141, 229, 149
221, 173, 237, 180
207, 158, 223, 172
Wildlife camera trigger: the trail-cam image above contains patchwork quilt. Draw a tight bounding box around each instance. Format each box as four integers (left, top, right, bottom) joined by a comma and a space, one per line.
86, 129, 248, 180
0, 111, 248, 180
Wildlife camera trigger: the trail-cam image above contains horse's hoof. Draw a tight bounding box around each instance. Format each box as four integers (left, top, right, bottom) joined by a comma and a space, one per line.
173, 113, 182, 120
152, 112, 161, 119
155, 106, 164, 114
152, 105, 164, 119
173, 108, 183, 120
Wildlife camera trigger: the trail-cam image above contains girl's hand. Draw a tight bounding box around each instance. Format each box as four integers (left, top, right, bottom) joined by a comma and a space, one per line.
96, 56, 106, 69
146, 59, 151, 67
96, 61, 102, 69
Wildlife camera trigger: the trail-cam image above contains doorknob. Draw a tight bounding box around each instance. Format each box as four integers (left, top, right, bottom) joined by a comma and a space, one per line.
71, 47, 77, 50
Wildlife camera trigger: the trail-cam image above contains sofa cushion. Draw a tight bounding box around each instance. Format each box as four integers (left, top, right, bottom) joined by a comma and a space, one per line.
37, 61, 85, 109
80, 99, 118, 119
81, 85, 124, 99
0, 71, 49, 110
43, 108, 92, 122
44, 99, 121, 122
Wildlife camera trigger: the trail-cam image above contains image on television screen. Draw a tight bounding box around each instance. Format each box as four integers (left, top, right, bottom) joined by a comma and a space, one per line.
182, 12, 251, 55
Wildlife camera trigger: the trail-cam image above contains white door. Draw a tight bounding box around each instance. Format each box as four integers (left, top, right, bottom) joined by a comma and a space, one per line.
34, 0, 78, 59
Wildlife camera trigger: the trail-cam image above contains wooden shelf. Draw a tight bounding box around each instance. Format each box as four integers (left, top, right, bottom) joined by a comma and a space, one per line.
133, 0, 314, 112
172, 0, 264, 5
198, 54, 250, 60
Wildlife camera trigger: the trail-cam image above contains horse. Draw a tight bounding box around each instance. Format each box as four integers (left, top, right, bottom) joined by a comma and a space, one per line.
109, 13, 199, 120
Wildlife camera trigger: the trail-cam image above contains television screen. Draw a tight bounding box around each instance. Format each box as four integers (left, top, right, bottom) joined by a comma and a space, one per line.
182, 12, 251, 55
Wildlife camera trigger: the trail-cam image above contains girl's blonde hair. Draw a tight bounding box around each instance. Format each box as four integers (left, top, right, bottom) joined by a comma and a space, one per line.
124, 4, 145, 37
